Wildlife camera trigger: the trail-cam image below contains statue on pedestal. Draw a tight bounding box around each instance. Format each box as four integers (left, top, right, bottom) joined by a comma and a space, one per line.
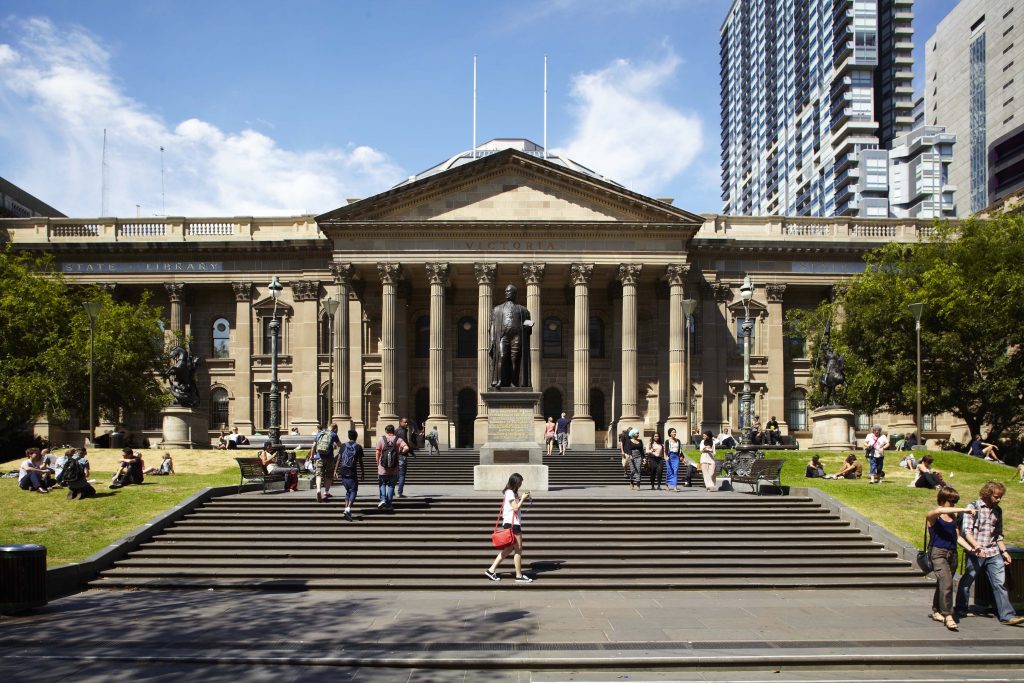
488, 284, 533, 389
165, 345, 201, 407
815, 319, 846, 406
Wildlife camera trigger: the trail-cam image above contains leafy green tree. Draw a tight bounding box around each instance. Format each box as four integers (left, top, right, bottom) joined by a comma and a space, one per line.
0, 247, 168, 443
787, 214, 1024, 441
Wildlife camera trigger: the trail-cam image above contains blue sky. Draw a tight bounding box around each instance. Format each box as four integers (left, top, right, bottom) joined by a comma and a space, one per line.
0, 0, 959, 217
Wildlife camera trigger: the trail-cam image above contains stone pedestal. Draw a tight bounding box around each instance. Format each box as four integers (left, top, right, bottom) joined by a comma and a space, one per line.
475, 390, 548, 491
810, 406, 855, 451
161, 406, 210, 448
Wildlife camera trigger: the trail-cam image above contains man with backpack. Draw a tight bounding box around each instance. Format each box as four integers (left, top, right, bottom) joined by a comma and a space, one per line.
954, 481, 1024, 626
395, 417, 416, 498
312, 424, 341, 503
338, 429, 365, 520
58, 449, 96, 500
374, 424, 409, 510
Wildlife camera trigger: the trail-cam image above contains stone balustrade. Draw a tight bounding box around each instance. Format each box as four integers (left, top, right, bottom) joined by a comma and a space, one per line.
2, 216, 320, 243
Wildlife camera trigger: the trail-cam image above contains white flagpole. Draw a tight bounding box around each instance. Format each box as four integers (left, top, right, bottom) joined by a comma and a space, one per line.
473, 55, 477, 158
544, 54, 548, 158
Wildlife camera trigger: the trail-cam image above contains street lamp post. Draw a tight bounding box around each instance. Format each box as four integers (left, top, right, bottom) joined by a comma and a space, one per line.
267, 276, 284, 453
681, 298, 697, 437
323, 297, 340, 427
738, 276, 755, 446
909, 302, 924, 449
82, 301, 102, 445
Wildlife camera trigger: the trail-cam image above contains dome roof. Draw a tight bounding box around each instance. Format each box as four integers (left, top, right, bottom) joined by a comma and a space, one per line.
392, 138, 619, 188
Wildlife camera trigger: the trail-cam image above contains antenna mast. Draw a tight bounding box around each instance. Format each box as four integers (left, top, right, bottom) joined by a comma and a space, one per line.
101, 129, 109, 216
473, 55, 477, 158
543, 54, 548, 158
160, 146, 166, 215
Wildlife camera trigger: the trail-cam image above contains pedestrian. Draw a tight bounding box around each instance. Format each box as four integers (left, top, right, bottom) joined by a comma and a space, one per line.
699, 430, 717, 492
312, 423, 341, 503
338, 429, 365, 520
484, 473, 533, 583
555, 412, 570, 455
626, 428, 644, 491
618, 425, 632, 477
646, 432, 665, 490
374, 424, 408, 510
395, 417, 416, 498
955, 481, 1024, 626
865, 424, 888, 484
926, 486, 972, 632
664, 427, 683, 492
544, 417, 556, 456
426, 425, 440, 455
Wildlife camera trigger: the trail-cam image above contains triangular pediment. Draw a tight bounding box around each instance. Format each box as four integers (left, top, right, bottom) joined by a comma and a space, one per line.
316, 148, 703, 226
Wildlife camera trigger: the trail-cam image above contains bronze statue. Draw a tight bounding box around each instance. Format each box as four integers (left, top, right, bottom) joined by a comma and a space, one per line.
165, 345, 201, 407
488, 284, 533, 388
815, 318, 846, 406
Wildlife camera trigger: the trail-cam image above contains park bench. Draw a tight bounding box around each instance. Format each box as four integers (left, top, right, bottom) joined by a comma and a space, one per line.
730, 458, 785, 496
234, 457, 286, 494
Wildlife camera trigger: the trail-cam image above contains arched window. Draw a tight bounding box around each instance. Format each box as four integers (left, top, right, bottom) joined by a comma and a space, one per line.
788, 390, 807, 431
456, 316, 476, 358
212, 318, 230, 358
543, 318, 562, 358
590, 388, 606, 430
589, 316, 605, 358
211, 388, 229, 429
414, 314, 430, 358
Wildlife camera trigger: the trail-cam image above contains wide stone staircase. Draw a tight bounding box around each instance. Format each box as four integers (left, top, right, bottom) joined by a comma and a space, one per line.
89, 448, 929, 591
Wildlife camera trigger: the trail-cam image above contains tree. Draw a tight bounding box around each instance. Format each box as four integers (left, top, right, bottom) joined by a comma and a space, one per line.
787, 214, 1024, 441
0, 247, 168, 444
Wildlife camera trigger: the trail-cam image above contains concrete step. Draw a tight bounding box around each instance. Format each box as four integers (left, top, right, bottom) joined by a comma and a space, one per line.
129, 547, 898, 558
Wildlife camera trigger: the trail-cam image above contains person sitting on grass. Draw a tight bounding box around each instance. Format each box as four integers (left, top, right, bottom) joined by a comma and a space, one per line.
59, 449, 96, 500
18, 448, 54, 494
968, 435, 1002, 462
110, 447, 144, 489
898, 451, 918, 470
1018, 463, 1024, 484
825, 454, 861, 480
915, 455, 947, 490
805, 455, 826, 478
143, 452, 175, 476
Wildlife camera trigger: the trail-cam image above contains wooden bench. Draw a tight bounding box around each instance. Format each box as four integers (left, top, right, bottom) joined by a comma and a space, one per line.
731, 458, 785, 496
234, 457, 286, 494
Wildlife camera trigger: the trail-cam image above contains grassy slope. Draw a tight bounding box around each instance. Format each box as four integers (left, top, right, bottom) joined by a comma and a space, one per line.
0, 449, 1019, 566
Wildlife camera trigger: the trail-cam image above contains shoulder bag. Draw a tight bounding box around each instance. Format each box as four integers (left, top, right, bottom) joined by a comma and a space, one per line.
491, 500, 516, 548
916, 520, 935, 574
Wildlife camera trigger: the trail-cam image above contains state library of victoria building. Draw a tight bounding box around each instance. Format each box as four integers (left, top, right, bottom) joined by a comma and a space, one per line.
4, 140, 959, 449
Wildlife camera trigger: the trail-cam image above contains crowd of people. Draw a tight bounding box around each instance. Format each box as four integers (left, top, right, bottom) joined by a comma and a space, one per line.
15, 444, 178, 499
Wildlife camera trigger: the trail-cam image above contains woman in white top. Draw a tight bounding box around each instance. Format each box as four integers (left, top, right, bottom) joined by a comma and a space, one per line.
699, 430, 718, 492
485, 473, 533, 583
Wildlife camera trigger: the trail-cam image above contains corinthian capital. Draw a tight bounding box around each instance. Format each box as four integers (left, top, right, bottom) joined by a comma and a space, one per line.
292, 280, 320, 301
164, 282, 184, 302
665, 263, 689, 287
425, 262, 450, 287
330, 263, 354, 288
617, 264, 642, 286
522, 262, 546, 286
232, 282, 252, 302
570, 263, 594, 286
377, 263, 402, 285
474, 263, 497, 285
765, 283, 786, 303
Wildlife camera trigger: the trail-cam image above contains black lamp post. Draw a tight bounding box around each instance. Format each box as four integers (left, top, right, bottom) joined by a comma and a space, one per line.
909, 302, 924, 449
267, 276, 284, 452
738, 275, 755, 446
323, 296, 340, 425
682, 298, 697, 436
82, 301, 102, 445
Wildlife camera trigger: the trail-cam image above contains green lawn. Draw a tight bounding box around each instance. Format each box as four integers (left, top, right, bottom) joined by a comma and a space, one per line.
1, 450, 1020, 567
0, 467, 237, 566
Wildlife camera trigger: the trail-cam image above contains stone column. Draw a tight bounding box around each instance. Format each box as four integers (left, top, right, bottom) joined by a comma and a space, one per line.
474, 263, 496, 445
426, 262, 451, 446
291, 280, 320, 433
570, 264, 596, 448
664, 264, 688, 438
617, 265, 642, 433
164, 283, 184, 337
377, 263, 401, 428
765, 283, 788, 434
231, 282, 254, 435
703, 282, 733, 431
330, 263, 354, 428
523, 263, 545, 433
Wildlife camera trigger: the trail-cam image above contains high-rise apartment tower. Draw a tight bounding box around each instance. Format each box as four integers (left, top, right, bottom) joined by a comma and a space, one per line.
720, 0, 917, 217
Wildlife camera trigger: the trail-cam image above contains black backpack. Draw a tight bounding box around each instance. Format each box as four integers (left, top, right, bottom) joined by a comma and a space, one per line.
380, 438, 398, 469
58, 456, 84, 486
340, 441, 359, 473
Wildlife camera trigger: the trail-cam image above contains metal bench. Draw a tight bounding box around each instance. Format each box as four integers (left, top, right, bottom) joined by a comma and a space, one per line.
234, 457, 286, 494
731, 458, 785, 496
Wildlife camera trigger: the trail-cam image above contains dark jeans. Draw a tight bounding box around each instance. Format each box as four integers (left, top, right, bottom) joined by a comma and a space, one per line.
342, 475, 358, 505
397, 455, 410, 495
956, 553, 1017, 622
648, 458, 664, 488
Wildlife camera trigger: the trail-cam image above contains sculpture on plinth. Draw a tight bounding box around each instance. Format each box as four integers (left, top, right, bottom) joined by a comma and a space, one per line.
488, 284, 534, 389
815, 319, 847, 406
165, 345, 201, 407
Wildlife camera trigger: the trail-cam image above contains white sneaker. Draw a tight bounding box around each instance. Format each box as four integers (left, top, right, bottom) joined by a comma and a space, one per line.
377, 501, 385, 509
514, 575, 533, 584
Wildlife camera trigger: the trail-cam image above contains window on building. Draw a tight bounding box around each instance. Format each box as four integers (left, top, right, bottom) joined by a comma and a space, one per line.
786, 331, 807, 358
735, 317, 757, 353
212, 317, 230, 358
318, 385, 330, 427
922, 414, 935, 432
319, 313, 332, 354
261, 316, 285, 355
589, 316, 605, 358
788, 390, 807, 431
543, 318, 562, 358
855, 413, 872, 431
456, 316, 476, 358
414, 314, 430, 358
211, 388, 229, 429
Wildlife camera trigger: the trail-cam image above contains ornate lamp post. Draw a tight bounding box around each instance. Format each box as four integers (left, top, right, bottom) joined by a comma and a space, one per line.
323, 296, 340, 427
82, 301, 102, 445
909, 302, 924, 449
681, 298, 697, 437
267, 276, 284, 452
738, 275, 755, 446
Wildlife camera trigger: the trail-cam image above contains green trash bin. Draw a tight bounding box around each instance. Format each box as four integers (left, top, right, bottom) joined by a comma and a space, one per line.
0, 544, 47, 615
975, 546, 1024, 612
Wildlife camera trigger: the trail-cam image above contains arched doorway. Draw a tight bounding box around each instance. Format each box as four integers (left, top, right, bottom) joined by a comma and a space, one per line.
414, 387, 429, 433
542, 387, 563, 422
456, 388, 477, 448
364, 382, 381, 446
590, 387, 606, 431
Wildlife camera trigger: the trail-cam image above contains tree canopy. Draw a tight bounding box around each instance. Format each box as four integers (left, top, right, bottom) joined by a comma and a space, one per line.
788, 214, 1024, 441
0, 248, 168, 443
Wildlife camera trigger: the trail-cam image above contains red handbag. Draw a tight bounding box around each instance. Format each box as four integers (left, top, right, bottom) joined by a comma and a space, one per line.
490, 500, 516, 548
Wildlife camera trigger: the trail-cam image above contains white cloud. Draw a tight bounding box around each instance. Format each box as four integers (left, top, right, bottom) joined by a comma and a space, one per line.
556, 49, 703, 193
0, 17, 402, 217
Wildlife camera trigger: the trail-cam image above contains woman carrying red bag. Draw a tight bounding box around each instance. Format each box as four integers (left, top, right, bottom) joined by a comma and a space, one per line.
485, 473, 533, 583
